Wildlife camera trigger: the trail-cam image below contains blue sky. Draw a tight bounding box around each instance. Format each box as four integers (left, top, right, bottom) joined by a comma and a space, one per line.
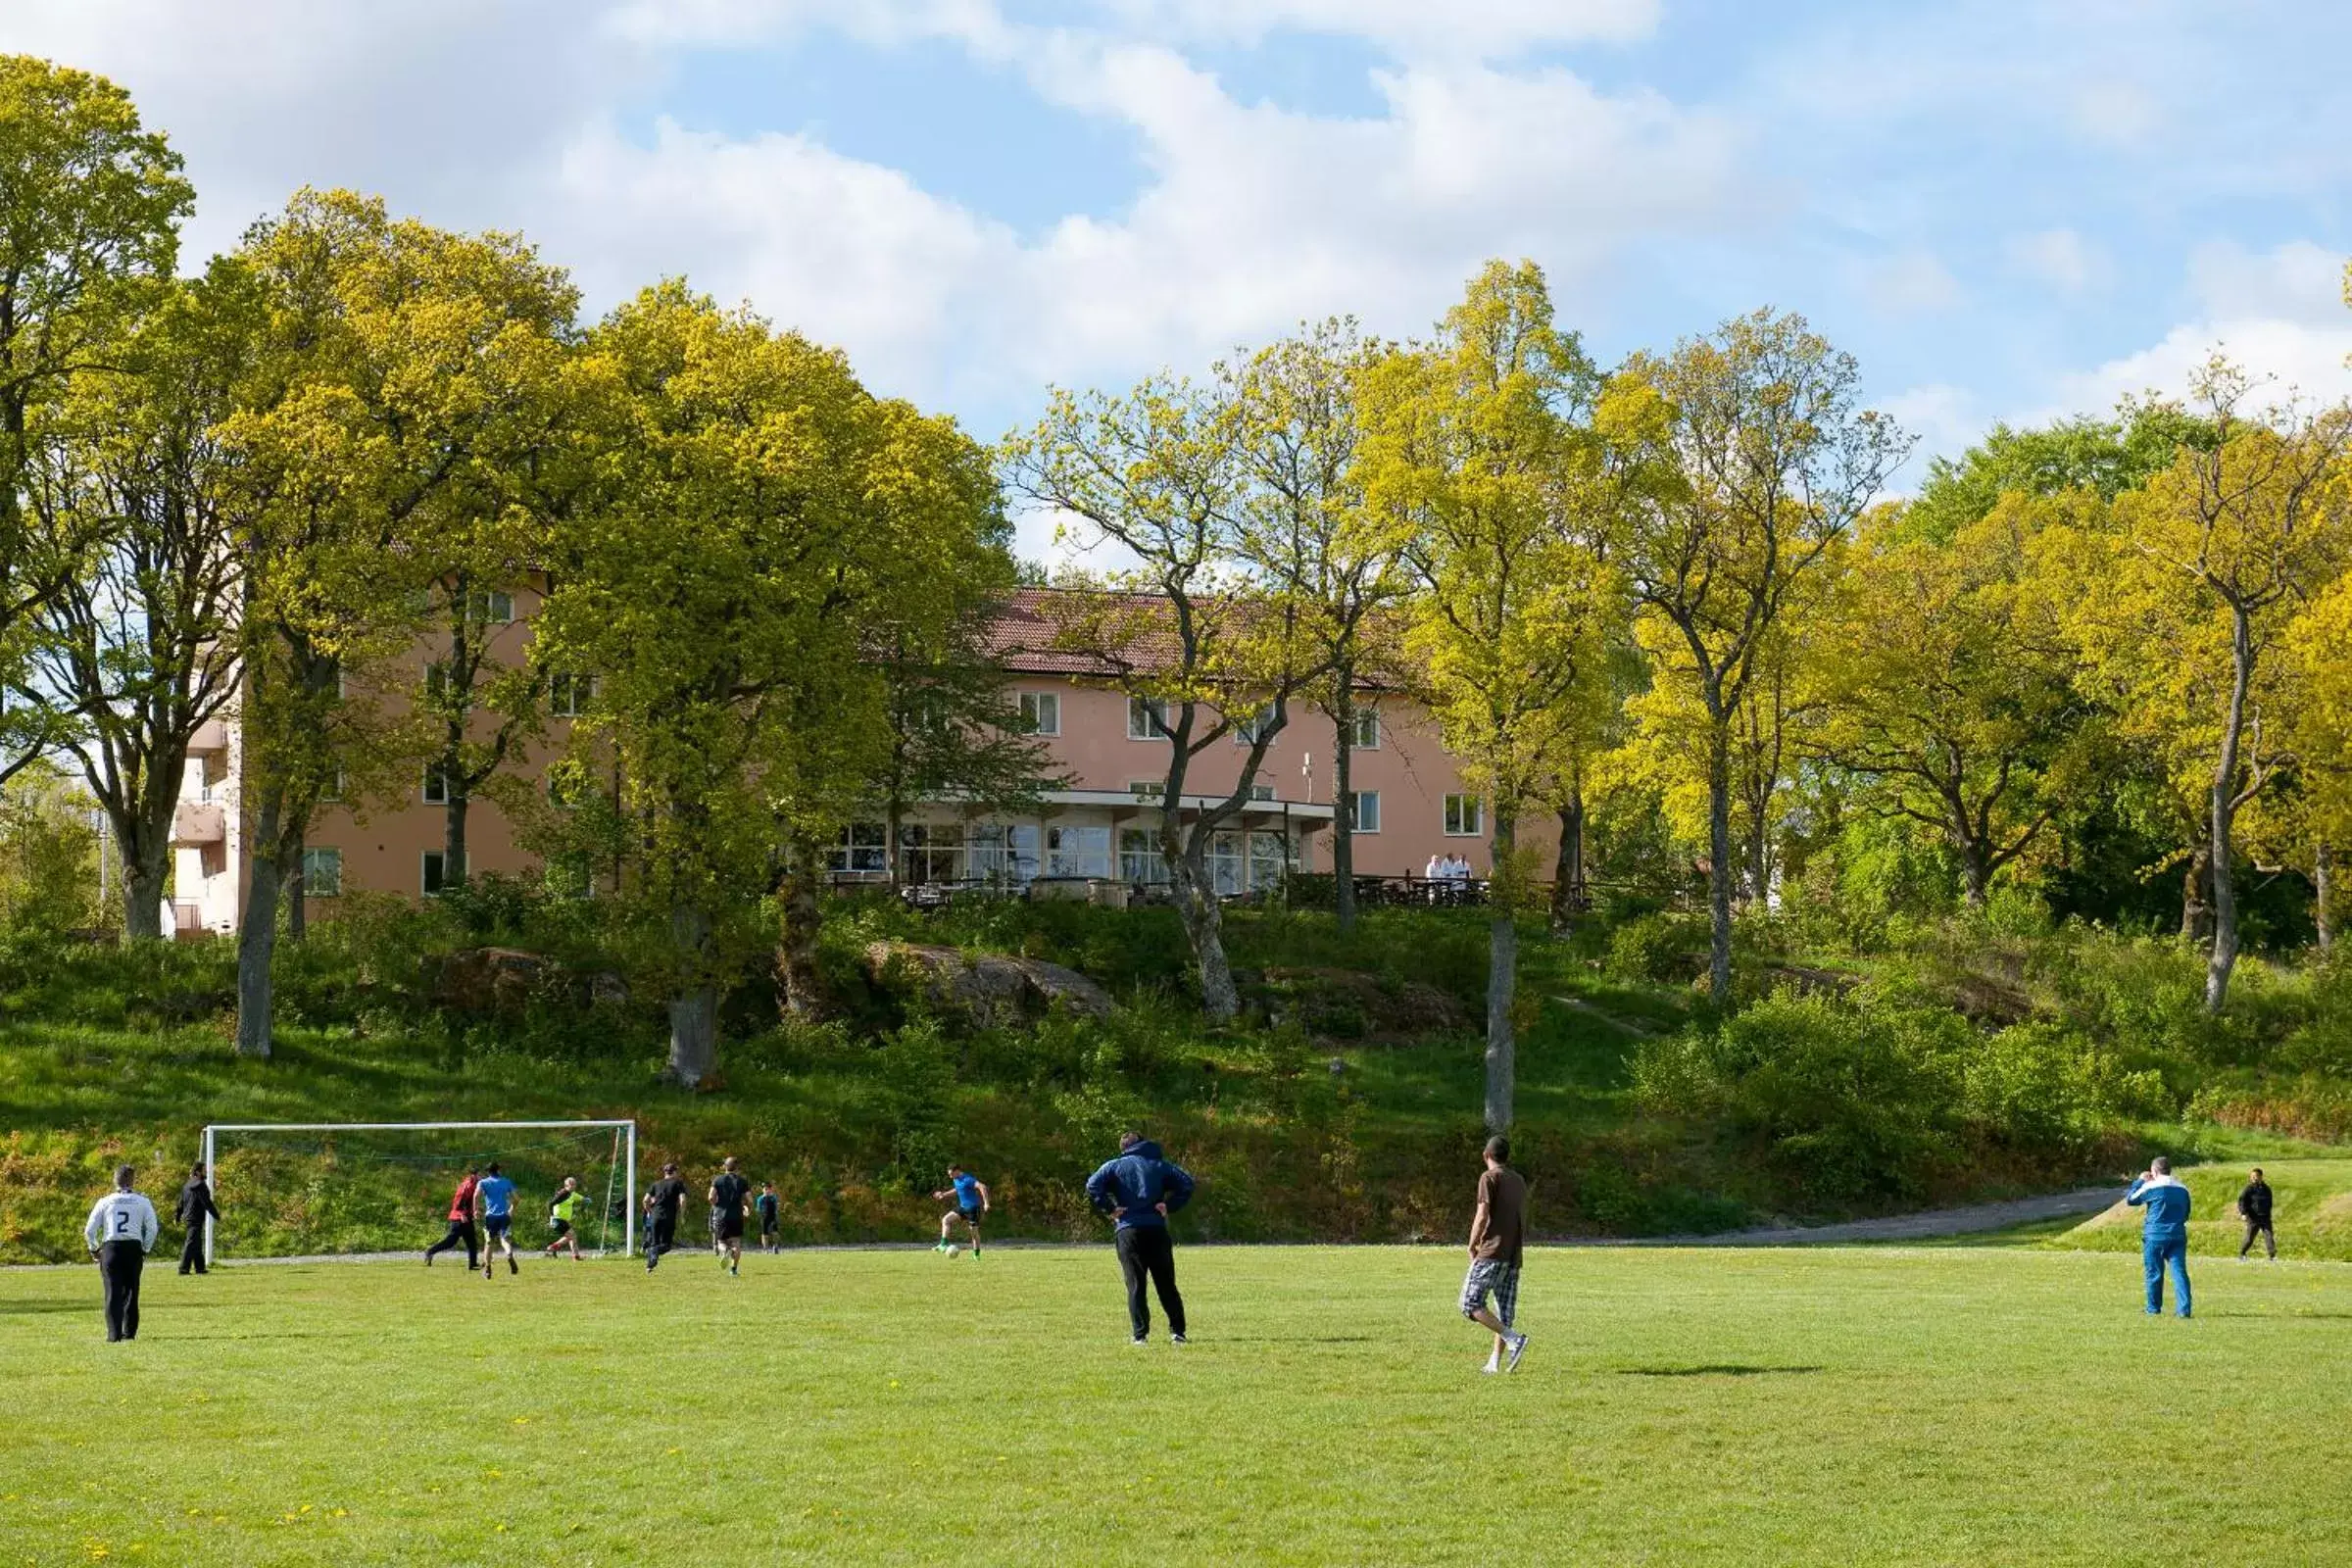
8, 0, 2351, 559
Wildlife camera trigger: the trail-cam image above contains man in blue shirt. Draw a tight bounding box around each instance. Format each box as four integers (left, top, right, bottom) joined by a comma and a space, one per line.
2126, 1156, 2192, 1318
1085, 1132, 1196, 1345
932, 1164, 991, 1257
475, 1162, 519, 1279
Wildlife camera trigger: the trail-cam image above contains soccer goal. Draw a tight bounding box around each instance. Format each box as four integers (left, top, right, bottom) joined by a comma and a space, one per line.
200, 1120, 637, 1267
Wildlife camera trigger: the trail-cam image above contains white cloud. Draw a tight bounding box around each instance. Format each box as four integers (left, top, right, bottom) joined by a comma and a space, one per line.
2186, 239, 2347, 326
1858, 249, 1961, 316
1102, 0, 1661, 58
2068, 79, 2161, 148
1880, 383, 1982, 478
2007, 227, 2107, 294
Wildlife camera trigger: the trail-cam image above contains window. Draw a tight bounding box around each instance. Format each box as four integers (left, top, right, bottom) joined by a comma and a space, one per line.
1129, 780, 1166, 801
422, 761, 450, 806
422, 851, 462, 898
1444, 794, 1485, 836
471, 588, 514, 623
828, 822, 888, 875
424, 662, 449, 705
300, 847, 342, 898
899, 822, 965, 884
318, 767, 344, 805
1249, 783, 1275, 802
1119, 828, 1169, 885
1349, 707, 1380, 750
1017, 691, 1059, 736
550, 673, 593, 718
1127, 696, 1170, 740
1248, 831, 1288, 891
969, 821, 1039, 883
1046, 824, 1111, 879
199, 843, 227, 879
1209, 831, 1245, 895
1347, 790, 1380, 833
1232, 709, 1272, 746
545, 854, 593, 900
547, 762, 590, 810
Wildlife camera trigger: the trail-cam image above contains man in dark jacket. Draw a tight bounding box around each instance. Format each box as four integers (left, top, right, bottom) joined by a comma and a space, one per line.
175, 1161, 220, 1275
2236, 1167, 2276, 1259
1086, 1132, 1196, 1346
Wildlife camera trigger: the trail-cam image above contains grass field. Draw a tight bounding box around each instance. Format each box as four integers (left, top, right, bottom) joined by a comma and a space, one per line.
5, 1243, 2350, 1566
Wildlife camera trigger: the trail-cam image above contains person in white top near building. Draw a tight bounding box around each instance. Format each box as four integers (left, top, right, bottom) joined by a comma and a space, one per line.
84, 1165, 160, 1343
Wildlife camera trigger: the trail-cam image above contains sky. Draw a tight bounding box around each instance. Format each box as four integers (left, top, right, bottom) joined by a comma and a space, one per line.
7, 0, 2351, 562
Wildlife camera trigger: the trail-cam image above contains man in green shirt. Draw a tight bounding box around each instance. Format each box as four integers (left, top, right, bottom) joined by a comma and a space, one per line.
544, 1176, 588, 1260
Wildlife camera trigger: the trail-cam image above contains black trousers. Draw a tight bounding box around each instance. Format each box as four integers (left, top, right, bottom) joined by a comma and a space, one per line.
2241, 1218, 2277, 1258
1115, 1225, 1186, 1340
178, 1219, 208, 1274
99, 1241, 144, 1342
425, 1219, 479, 1268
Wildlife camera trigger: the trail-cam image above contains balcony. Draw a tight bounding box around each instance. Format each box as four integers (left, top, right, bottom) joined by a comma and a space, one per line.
187, 719, 229, 756
172, 802, 226, 847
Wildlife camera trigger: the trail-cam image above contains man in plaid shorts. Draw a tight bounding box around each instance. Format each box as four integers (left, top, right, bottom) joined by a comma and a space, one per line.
1460, 1134, 1530, 1373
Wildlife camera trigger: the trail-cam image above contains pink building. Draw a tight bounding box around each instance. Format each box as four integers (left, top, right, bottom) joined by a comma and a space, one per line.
170, 586, 1521, 929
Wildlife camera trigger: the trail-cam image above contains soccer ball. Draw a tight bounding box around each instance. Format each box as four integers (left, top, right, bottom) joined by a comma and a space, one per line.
944, 1243, 964, 1259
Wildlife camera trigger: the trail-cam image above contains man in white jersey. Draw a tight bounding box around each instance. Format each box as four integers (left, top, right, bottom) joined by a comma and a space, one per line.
83, 1164, 160, 1343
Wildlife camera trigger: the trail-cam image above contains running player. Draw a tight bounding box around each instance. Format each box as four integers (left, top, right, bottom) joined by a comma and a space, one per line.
756, 1181, 781, 1253
424, 1164, 481, 1269
709, 1156, 751, 1275
644, 1162, 687, 1271
545, 1176, 587, 1260
476, 1161, 519, 1278
933, 1164, 990, 1256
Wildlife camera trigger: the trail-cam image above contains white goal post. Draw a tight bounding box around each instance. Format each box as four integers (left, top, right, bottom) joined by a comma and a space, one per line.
200, 1119, 637, 1267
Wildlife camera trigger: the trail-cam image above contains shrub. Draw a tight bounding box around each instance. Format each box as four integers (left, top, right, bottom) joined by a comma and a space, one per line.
1607, 912, 1708, 986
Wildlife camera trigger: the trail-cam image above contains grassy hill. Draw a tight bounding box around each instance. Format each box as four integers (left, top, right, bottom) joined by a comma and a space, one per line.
2051, 1160, 2352, 1262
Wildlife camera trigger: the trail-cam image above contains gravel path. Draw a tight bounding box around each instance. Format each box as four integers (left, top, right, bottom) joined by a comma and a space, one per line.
1609, 1186, 2122, 1248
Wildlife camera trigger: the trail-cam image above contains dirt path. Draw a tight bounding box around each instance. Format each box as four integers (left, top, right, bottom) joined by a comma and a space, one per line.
1602, 1186, 2121, 1248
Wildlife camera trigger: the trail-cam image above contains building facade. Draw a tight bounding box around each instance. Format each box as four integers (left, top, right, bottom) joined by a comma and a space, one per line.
170, 587, 1524, 931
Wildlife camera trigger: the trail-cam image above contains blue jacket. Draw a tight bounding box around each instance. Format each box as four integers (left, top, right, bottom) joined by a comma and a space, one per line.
2127, 1174, 2192, 1244
1086, 1141, 1195, 1230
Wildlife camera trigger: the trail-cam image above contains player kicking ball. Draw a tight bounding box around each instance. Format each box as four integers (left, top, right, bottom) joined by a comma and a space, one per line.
544, 1176, 586, 1260
932, 1164, 990, 1257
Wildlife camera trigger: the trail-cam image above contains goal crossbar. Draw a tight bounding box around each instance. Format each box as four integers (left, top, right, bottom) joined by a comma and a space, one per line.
201, 1119, 637, 1266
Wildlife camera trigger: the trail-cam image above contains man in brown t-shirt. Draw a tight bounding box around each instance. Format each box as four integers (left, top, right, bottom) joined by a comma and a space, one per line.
1460, 1134, 1530, 1373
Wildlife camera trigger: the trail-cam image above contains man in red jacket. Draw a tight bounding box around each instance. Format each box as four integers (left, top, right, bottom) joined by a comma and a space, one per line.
423, 1165, 481, 1270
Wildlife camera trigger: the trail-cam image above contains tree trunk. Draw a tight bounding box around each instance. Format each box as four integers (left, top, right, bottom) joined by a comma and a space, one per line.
1705, 712, 1736, 1003
1173, 849, 1240, 1021
1960, 833, 1990, 911
122, 841, 171, 942
1485, 808, 1517, 1133
777, 833, 825, 1019
1549, 787, 1585, 933
235, 793, 283, 1059
2206, 610, 2252, 1014
2180, 843, 2213, 944
445, 783, 469, 892
2317, 844, 2335, 956
283, 828, 307, 945
886, 797, 905, 893
667, 903, 717, 1087
1332, 679, 1356, 934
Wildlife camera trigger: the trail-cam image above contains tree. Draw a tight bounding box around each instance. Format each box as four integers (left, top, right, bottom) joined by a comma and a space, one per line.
1224, 318, 1405, 934
1003, 376, 1326, 1022
25, 270, 251, 938
2107, 363, 2351, 1010
1810, 494, 2100, 908
2283, 574, 2352, 953
0, 56, 195, 777
540, 284, 1004, 1081
1903, 405, 2214, 543
1360, 259, 1618, 1131
1603, 310, 1911, 1001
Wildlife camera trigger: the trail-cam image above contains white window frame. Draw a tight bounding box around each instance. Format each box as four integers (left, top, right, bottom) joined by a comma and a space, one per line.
300, 847, 343, 897
550, 672, 592, 719
1231, 709, 1272, 746
472, 588, 515, 624
1018, 691, 1060, 737
1347, 790, 1381, 833
1128, 696, 1170, 741
1444, 794, 1485, 837
1350, 706, 1380, 750
422, 761, 450, 806
1129, 780, 1166, 801
421, 850, 462, 898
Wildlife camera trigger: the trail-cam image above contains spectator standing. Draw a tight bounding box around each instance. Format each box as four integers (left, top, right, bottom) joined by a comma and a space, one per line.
1085, 1132, 1196, 1346
175, 1160, 220, 1275
2126, 1156, 2193, 1319
2236, 1167, 2276, 1260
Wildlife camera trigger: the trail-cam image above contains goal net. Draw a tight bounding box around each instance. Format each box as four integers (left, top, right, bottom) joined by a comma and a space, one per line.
200, 1120, 636, 1265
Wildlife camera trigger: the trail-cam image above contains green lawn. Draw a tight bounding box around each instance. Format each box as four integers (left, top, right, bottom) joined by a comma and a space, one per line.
2052, 1159, 2352, 1261
5, 1244, 2350, 1565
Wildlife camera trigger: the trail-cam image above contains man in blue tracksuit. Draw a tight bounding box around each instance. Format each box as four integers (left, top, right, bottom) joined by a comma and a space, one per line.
2126, 1156, 2192, 1318
1086, 1132, 1196, 1345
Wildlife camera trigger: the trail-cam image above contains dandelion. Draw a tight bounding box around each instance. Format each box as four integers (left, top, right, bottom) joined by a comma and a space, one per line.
513, 1417, 529, 1426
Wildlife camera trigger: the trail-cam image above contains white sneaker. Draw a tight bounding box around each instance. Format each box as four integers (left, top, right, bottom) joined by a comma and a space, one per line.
1171, 1334, 1188, 1346
1505, 1333, 1529, 1372
1481, 1360, 1499, 1375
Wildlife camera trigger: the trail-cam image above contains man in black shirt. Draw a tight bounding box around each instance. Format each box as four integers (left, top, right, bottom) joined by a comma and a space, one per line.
2237, 1167, 2276, 1259
708, 1155, 751, 1276
645, 1162, 688, 1272
175, 1161, 220, 1275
